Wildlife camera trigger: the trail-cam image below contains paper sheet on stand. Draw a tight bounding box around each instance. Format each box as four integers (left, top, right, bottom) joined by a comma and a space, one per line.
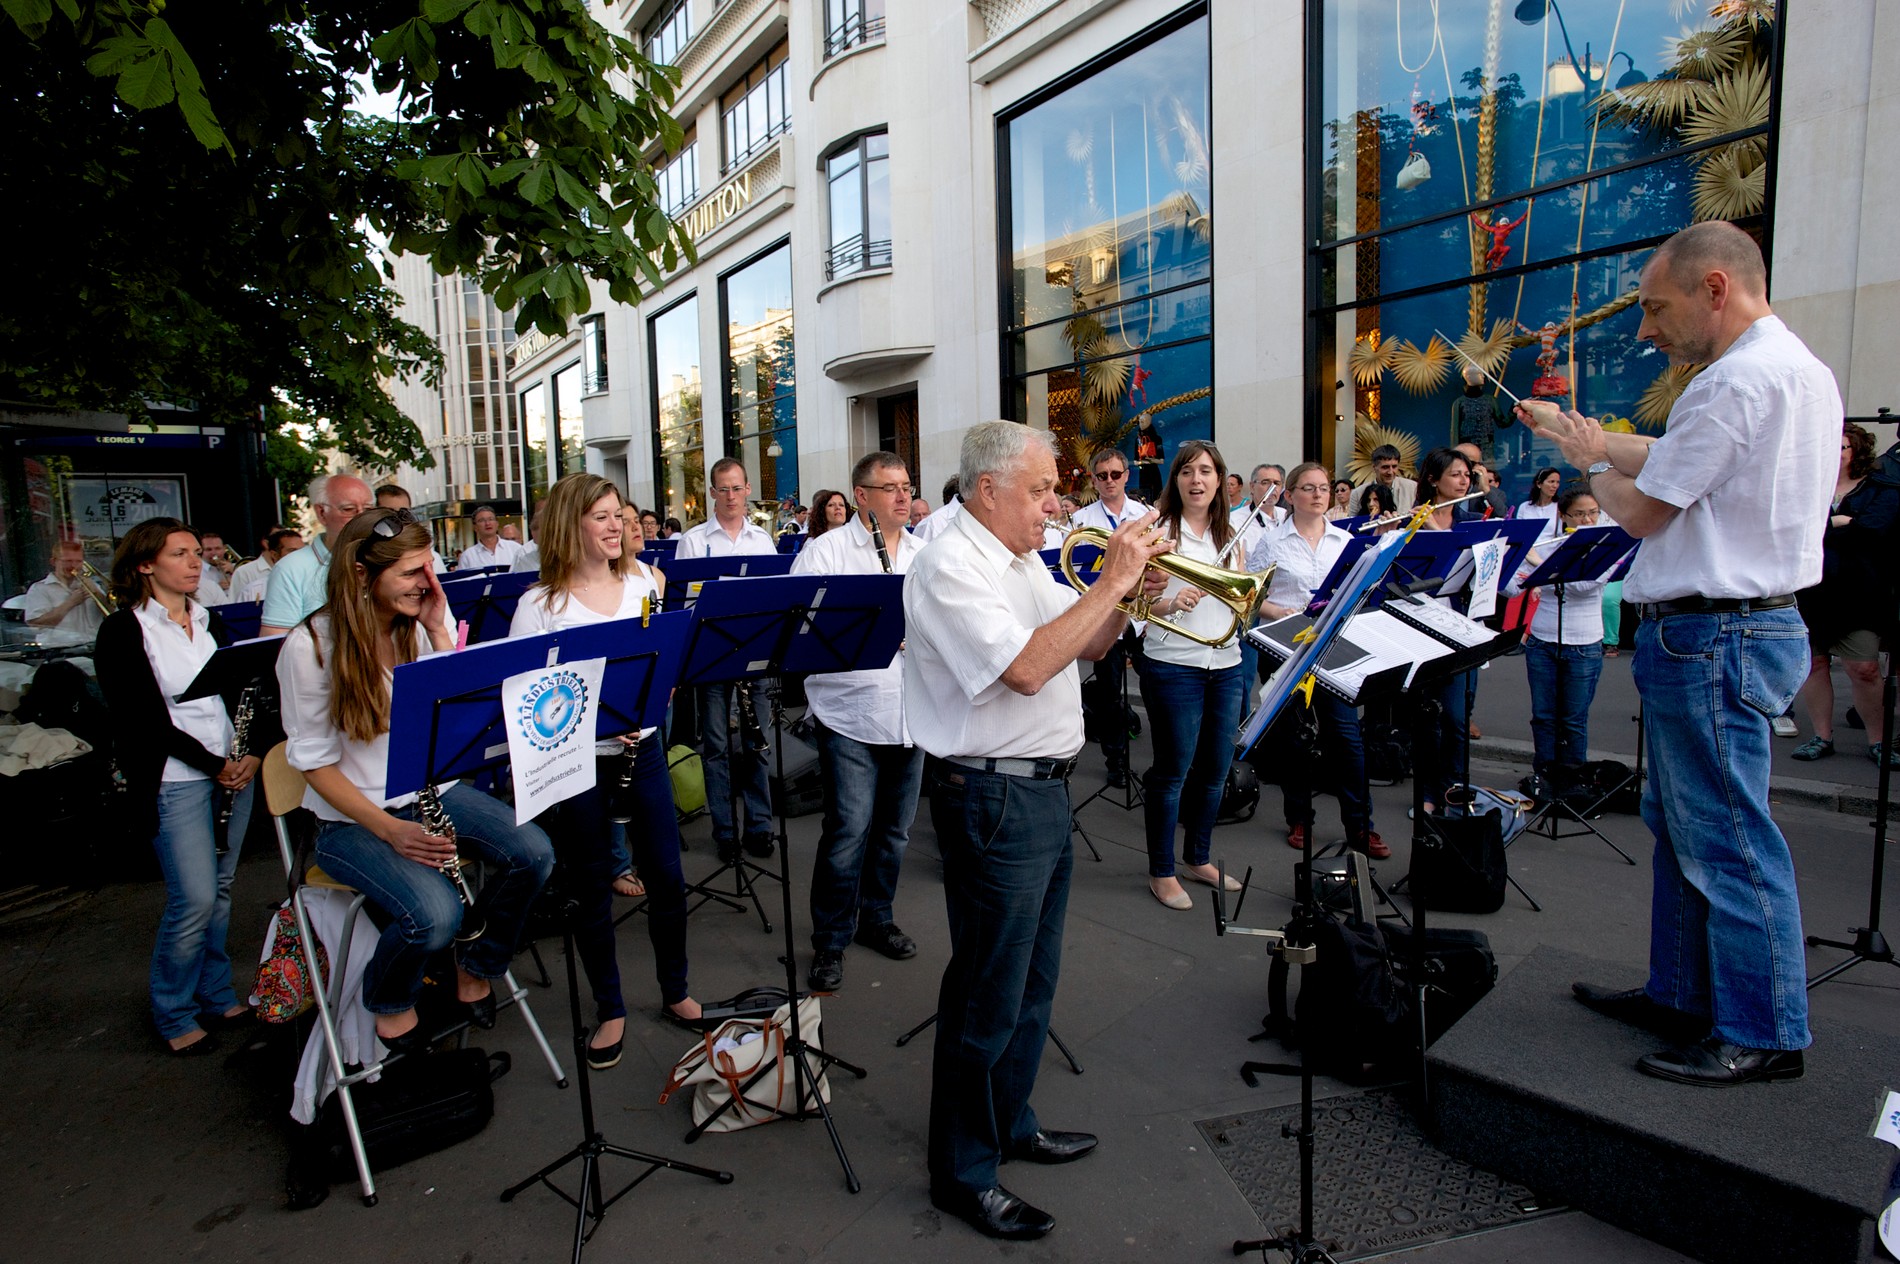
504, 656, 606, 823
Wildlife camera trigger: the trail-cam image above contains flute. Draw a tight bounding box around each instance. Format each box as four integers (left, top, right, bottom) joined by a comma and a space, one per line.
1354, 489, 1487, 532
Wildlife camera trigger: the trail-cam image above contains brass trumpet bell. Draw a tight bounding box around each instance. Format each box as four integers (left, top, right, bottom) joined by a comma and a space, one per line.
1057, 526, 1274, 649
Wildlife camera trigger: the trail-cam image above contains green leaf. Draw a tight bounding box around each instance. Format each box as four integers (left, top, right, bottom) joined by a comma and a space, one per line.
117, 55, 176, 110
2, 0, 53, 39
519, 161, 551, 205
84, 33, 147, 79
174, 83, 230, 153
422, 0, 477, 20
455, 155, 486, 196
551, 164, 592, 210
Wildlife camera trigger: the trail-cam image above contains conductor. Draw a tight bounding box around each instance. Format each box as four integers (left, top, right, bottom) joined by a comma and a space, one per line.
904, 421, 1170, 1239
1519, 221, 1840, 1086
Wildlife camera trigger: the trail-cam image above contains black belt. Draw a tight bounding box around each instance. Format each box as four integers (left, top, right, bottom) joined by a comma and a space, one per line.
941, 755, 1078, 781
1637, 594, 1796, 619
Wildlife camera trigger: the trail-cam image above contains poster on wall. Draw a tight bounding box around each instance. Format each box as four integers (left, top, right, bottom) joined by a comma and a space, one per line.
64, 476, 188, 551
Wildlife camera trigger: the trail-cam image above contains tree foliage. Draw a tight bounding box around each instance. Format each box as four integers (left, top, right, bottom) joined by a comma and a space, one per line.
1, 0, 694, 469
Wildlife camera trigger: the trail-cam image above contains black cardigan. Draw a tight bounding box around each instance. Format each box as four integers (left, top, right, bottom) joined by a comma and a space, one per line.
93, 607, 281, 841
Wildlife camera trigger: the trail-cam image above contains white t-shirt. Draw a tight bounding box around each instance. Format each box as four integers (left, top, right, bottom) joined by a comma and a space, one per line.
673, 517, 778, 560
1513, 501, 1561, 536
509, 568, 662, 751
133, 598, 232, 781
1145, 519, 1242, 670
1625, 316, 1841, 603
790, 516, 918, 746
903, 510, 1083, 761
277, 616, 450, 820
458, 538, 525, 570
194, 571, 231, 607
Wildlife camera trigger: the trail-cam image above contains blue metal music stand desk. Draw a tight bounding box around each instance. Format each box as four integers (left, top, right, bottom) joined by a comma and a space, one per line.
216, 600, 264, 642
440, 570, 540, 646
654, 554, 795, 613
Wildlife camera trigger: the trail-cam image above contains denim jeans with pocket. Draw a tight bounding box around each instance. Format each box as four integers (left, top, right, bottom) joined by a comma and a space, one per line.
809, 723, 924, 953
698, 683, 773, 845
1136, 657, 1245, 878
1524, 633, 1605, 778
149, 779, 254, 1040
1634, 607, 1811, 1050
314, 783, 553, 1016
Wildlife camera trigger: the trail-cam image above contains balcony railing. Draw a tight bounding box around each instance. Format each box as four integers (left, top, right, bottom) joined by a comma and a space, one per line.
825, 234, 892, 281
824, 13, 886, 59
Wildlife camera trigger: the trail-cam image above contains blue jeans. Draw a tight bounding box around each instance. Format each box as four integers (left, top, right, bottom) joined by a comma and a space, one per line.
149, 779, 254, 1040
928, 764, 1073, 1196
315, 783, 554, 1016
1137, 658, 1245, 877
1634, 607, 1811, 1051
542, 745, 692, 1017
699, 683, 773, 844
809, 723, 924, 952
1279, 691, 1373, 836
1524, 634, 1604, 778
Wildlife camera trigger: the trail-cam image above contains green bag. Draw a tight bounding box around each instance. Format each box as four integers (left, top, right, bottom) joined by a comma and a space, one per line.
668, 744, 706, 815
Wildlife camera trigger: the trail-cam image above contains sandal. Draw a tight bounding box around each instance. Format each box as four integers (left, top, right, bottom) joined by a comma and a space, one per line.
1791, 736, 1834, 761
612, 871, 645, 898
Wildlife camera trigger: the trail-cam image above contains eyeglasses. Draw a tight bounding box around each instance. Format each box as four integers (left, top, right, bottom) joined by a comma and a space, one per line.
1260, 480, 1283, 489
370, 508, 420, 539
712, 485, 749, 496
325, 502, 366, 516
1093, 469, 1126, 481
1291, 483, 1331, 495
857, 482, 914, 497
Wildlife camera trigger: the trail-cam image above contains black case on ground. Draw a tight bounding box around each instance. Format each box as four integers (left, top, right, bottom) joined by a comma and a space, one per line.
319, 1047, 510, 1180
1385, 922, 1499, 1042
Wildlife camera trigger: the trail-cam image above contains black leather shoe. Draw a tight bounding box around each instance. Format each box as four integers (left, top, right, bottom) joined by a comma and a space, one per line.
853, 921, 918, 960
808, 949, 844, 991
930, 1184, 1055, 1240
743, 833, 776, 858
1572, 981, 1706, 1043
466, 988, 498, 1030
1005, 1128, 1098, 1165
716, 840, 742, 865
1637, 1035, 1804, 1087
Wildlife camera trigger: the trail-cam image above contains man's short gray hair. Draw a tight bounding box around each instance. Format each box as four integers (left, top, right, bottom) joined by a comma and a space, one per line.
960, 421, 1056, 494
307, 475, 332, 507
1252, 463, 1282, 480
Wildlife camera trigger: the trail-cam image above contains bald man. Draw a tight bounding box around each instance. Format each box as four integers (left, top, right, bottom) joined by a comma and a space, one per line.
1521, 221, 1840, 1087
261, 473, 372, 633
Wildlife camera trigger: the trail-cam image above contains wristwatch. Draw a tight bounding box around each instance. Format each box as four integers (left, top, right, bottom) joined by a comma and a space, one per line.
1586, 460, 1613, 477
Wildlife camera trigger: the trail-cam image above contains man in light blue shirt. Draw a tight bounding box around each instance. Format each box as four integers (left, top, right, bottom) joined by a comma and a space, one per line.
260, 474, 371, 634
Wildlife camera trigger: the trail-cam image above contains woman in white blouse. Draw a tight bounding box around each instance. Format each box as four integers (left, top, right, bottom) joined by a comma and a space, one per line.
278, 509, 553, 1053
1136, 441, 1247, 911
510, 474, 700, 1071
1514, 467, 1563, 534
1248, 464, 1387, 859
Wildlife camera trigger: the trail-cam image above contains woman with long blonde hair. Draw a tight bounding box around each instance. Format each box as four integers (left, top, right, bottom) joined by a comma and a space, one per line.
510, 474, 701, 1070
277, 509, 553, 1052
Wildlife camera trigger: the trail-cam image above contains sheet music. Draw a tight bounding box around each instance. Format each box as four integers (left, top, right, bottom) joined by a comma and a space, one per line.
1339, 610, 1458, 687
1387, 596, 1497, 648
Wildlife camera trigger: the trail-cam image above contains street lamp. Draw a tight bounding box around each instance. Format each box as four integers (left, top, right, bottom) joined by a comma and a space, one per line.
1608, 49, 1647, 90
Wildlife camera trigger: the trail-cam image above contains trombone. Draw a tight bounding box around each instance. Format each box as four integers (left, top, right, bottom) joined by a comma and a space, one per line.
75, 560, 113, 617
1053, 524, 1274, 649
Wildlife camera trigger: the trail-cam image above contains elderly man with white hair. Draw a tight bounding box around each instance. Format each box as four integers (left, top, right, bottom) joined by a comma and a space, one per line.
260, 473, 372, 634
905, 420, 1169, 1242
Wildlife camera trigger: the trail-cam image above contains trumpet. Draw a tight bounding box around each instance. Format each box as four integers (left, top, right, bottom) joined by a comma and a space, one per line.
75, 561, 113, 617
1054, 525, 1275, 649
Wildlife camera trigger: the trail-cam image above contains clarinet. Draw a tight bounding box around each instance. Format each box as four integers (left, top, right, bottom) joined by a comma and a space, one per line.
735, 679, 770, 756
418, 783, 486, 942
608, 594, 654, 825
868, 513, 894, 574
214, 684, 257, 856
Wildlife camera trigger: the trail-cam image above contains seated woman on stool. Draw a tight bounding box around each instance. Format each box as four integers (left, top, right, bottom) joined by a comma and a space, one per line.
1137, 440, 1248, 912
1249, 463, 1387, 859
96, 518, 280, 1055
1505, 489, 1610, 801
277, 509, 553, 1052
510, 473, 702, 1070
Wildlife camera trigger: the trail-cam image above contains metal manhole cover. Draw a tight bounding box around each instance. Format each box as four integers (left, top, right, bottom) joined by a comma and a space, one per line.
1198, 1088, 1562, 1259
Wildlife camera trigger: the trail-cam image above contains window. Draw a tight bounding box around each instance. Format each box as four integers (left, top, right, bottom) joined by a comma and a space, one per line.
824, 0, 885, 58
656, 131, 698, 217
520, 382, 550, 514
722, 243, 797, 509
825, 132, 890, 280
998, 9, 1212, 496
581, 316, 608, 395
721, 41, 790, 175
650, 297, 705, 525
646, 0, 691, 66
553, 362, 585, 480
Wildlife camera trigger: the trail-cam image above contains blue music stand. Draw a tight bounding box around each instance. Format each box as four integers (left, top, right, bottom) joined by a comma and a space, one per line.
1451, 518, 1548, 594
655, 554, 795, 612
671, 572, 903, 1193
217, 600, 264, 642
1039, 542, 1103, 583
440, 570, 540, 646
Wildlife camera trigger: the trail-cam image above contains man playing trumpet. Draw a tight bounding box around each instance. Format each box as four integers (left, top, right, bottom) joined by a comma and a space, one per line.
24, 538, 108, 643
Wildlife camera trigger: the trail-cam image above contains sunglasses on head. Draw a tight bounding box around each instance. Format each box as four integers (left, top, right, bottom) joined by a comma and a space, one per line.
370, 508, 420, 539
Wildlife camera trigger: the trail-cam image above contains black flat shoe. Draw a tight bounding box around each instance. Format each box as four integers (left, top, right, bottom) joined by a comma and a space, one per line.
197, 1007, 254, 1032
1572, 981, 1707, 1043
466, 988, 498, 1030
376, 1024, 426, 1056
663, 1004, 711, 1032
165, 1030, 219, 1058
1005, 1128, 1098, 1165
742, 833, 775, 859
1636, 1035, 1804, 1087
930, 1184, 1055, 1240
586, 1038, 623, 1071
853, 921, 918, 961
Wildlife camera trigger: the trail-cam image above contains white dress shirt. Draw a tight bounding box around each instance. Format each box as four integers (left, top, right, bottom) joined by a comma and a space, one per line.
194, 571, 231, 607
277, 616, 449, 820
1505, 534, 1607, 644
1513, 501, 1561, 537
909, 497, 962, 544
510, 569, 662, 751
904, 510, 1083, 761
228, 556, 272, 604
1230, 502, 1284, 565
1144, 519, 1242, 670
23, 571, 105, 641
458, 537, 525, 570
1626, 316, 1841, 603
791, 515, 919, 746
672, 516, 778, 560
510, 544, 540, 573
132, 598, 232, 781
1071, 494, 1146, 534
1250, 515, 1351, 615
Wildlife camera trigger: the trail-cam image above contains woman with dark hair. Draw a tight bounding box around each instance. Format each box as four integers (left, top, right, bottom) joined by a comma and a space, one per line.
1793, 422, 1900, 764
1362, 480, 1402, 532
277, 509, 553, 1052
1136, 439, 1246, 911
96, 518, 279, 1054
511, 474, 700, 1069
807, 489, 850, 540
1415, 447, 1485, 810
1328, 479, 1354, 522
1515, 466, 1564, 534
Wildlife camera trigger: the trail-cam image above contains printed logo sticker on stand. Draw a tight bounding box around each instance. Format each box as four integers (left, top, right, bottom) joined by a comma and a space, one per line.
504, 657, 607, 823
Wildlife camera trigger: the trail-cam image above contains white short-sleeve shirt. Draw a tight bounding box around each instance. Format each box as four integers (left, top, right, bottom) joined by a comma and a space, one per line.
1250, 515, 1351, 615
672, 517, 778, 560
903, 510, 1083, 761
1625, 316, 1841, 603
510, 568, 662, 752
791, 516, 919, 746
133, 598, 232, 781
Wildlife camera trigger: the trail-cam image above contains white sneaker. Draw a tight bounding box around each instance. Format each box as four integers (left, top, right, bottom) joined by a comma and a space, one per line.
1771, 715, 1797, 738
